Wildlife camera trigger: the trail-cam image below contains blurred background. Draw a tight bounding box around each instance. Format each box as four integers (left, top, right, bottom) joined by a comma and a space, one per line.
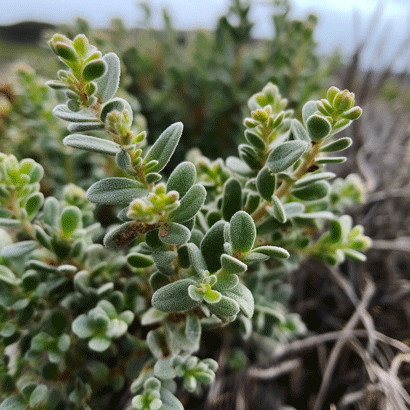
2, 1, 410, 409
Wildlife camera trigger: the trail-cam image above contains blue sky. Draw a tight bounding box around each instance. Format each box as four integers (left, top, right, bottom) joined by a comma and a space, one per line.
1, 0, 410, 70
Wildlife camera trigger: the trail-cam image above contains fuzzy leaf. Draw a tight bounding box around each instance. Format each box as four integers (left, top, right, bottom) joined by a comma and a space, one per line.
170, 184, 206, 223
144, 122, 183, 173
60, 206, 81, 236
53, 104, 97, 122
86, 177, 148, 205
67, 122, 104, 133
291, 119, 310, 142
207, 296, 239, 318
267, 195, 287, 223
292, 181, 330, 202
0, 266, 20, 285
103, 221, 145, 250
127, 253, 154, 268
266, 140, 308, 173
82, 59, 106, 82
315, 157, 346, 164
185, 314, 201, 344
159, 388, 184, 410
1, 240, 37, 259
64, 134, 120, 155
100, 97, 133, 123
230, 211, 256, 253
222, 178, 242, 221
29, 385, 48, 408
200, 221, 227, 273
220, 254, 247, 274
0, 394, 27, 410
95, 52, 121, 103
186, 243, 207, 276
158, 223, 191, 245
329, 219, 342, 243
167, 161, 196, 198
88, 336, 111, 352
320, 137, 352, 152
25, 192, 44, 219
293, 172, 335, 188
226, 156, 254, 176
256, 166, 276, 201
252, 245, 289, 258
225, 283, 254, 318
306, 114, 332, 141
152, 279, 200, 312
245, 129, 265, 151
284, 202, 305, 218
302, 101, 318, 125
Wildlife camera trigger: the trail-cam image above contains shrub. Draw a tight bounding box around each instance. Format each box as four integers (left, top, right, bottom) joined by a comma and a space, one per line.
0, 33, 369, 410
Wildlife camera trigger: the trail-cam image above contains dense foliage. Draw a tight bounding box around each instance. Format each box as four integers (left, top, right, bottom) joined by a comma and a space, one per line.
0, 26, 370, 410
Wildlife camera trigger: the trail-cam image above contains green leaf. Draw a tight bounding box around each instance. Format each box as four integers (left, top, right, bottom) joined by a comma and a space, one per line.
266, 140, 308, 173
245, 129, 265, 151
222, 178, 242, 221
252, 245, 289, 258
43, 196, 60, 227
103, 221, 144, 250
343, 249, 366, 262
100, 97, 133, 123
152, 279, 200, 312
200, 221, 227, 273
53, 104, 97, 122
54, 42, 78, 62
82, 59, 106, 82
167, 162, 196, 198
154, 357, 176, 380
0, 266, 20, 285
67, 122, 104, 133
225, 283, 254, 318
64, 134, 120, 155
88, 336, 111, 352
242, 252, 270, 262
320, 137, 352, 152
86, 177, 148, 205
306, 114, 332, 141
185, 314, 201, 344
207, 296, 239, 318
284, 202, 305, 218
292, 181, 330, 202
238, 144, 262, 170
144, 122, 183, 173
267, 195, 286, 223
1, 240, 37, 259
60, 206, 82, 236
169, 184, 206, 223
256, 166, 276, 201
115, 150, 133, 173
293, 171, 335, 188
72, 315, 94, 339
302, 101, 318, 125
230, 211, 256, 253
226, 156, 254, 177
29, 385, 48, 408
25, 192, 44, 220
291, 119, 310, 142
0, 394, 27, 410
158, 223, 191, 245
127, 253, 154, 268
94, 52, 121, 103
329, 219, 342, 243
159, 388, 184, 410
186, 243, 207, 276
220, 254, 247, 274
204, 289, 221, 304
315, 157, 346, 164
0, 218, 20, 227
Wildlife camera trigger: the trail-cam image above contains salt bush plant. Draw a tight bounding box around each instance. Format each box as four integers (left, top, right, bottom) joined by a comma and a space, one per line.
0, 34, 370, 409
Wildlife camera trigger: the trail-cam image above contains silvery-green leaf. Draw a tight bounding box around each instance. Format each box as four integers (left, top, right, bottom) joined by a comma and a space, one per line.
207, 295, 239, 318
0, 394, 27, 410
343, 249, 366, 262
146, 329, 164, 359
103, 221, 144, 250
167, 161, 196, 198
144, 122, 183, 173
29, 385, 48, 408
63, 134, 120, 155
245, 129, 265, 151
67, 122, 104, 133
224, 283, 254, 318
86, 177, 148, 204
226, 156, 254, 176
267, 195, 286, 223
141, 307, 167, 326
220, 254, 247, 274
100, 97, 133, 124
302, 101, 318, 125
0, 218, 20, 227
60, 206, 82, 236
266, 140, 308, 173
222, 178, 242, 221
320, 137, 352, 152
127, 253, 154, 268
329, 219, 342, 243
115, 149, 133, 173
306, 114, 332, 141
25, 192, 44, 220
88, 336, 111, 352
315, 157, 346, 164
291, 119, 310, 142
242, 252, 270, 262
154, 357, 176, 380
95, 52, 121, 103
72, 314, 94, 339
43, 196, 60, 227
146, 173, 162, 184
159, 223, 191, 245
1, 240, 37, 259
292, 181, 330, 202
185, 314, 201, 344
230, 211, 256, 253
152, 249, 176, 274
186, 243, 207, 276
200, 221, 227, 273
0, 266, 20, 285
238, 144, 262, 170
214, 272, 239, 291
169, 184, 206, 223
82, 59, 107, 82
159, 388, 184, 410
293, 172, 336, 188
294, 211, 334, 221
152, 279, 200, 312
283, 202, 305, 218
53, 104, 97, 122
256, 166, 276, 201
252, 246, 289, 258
